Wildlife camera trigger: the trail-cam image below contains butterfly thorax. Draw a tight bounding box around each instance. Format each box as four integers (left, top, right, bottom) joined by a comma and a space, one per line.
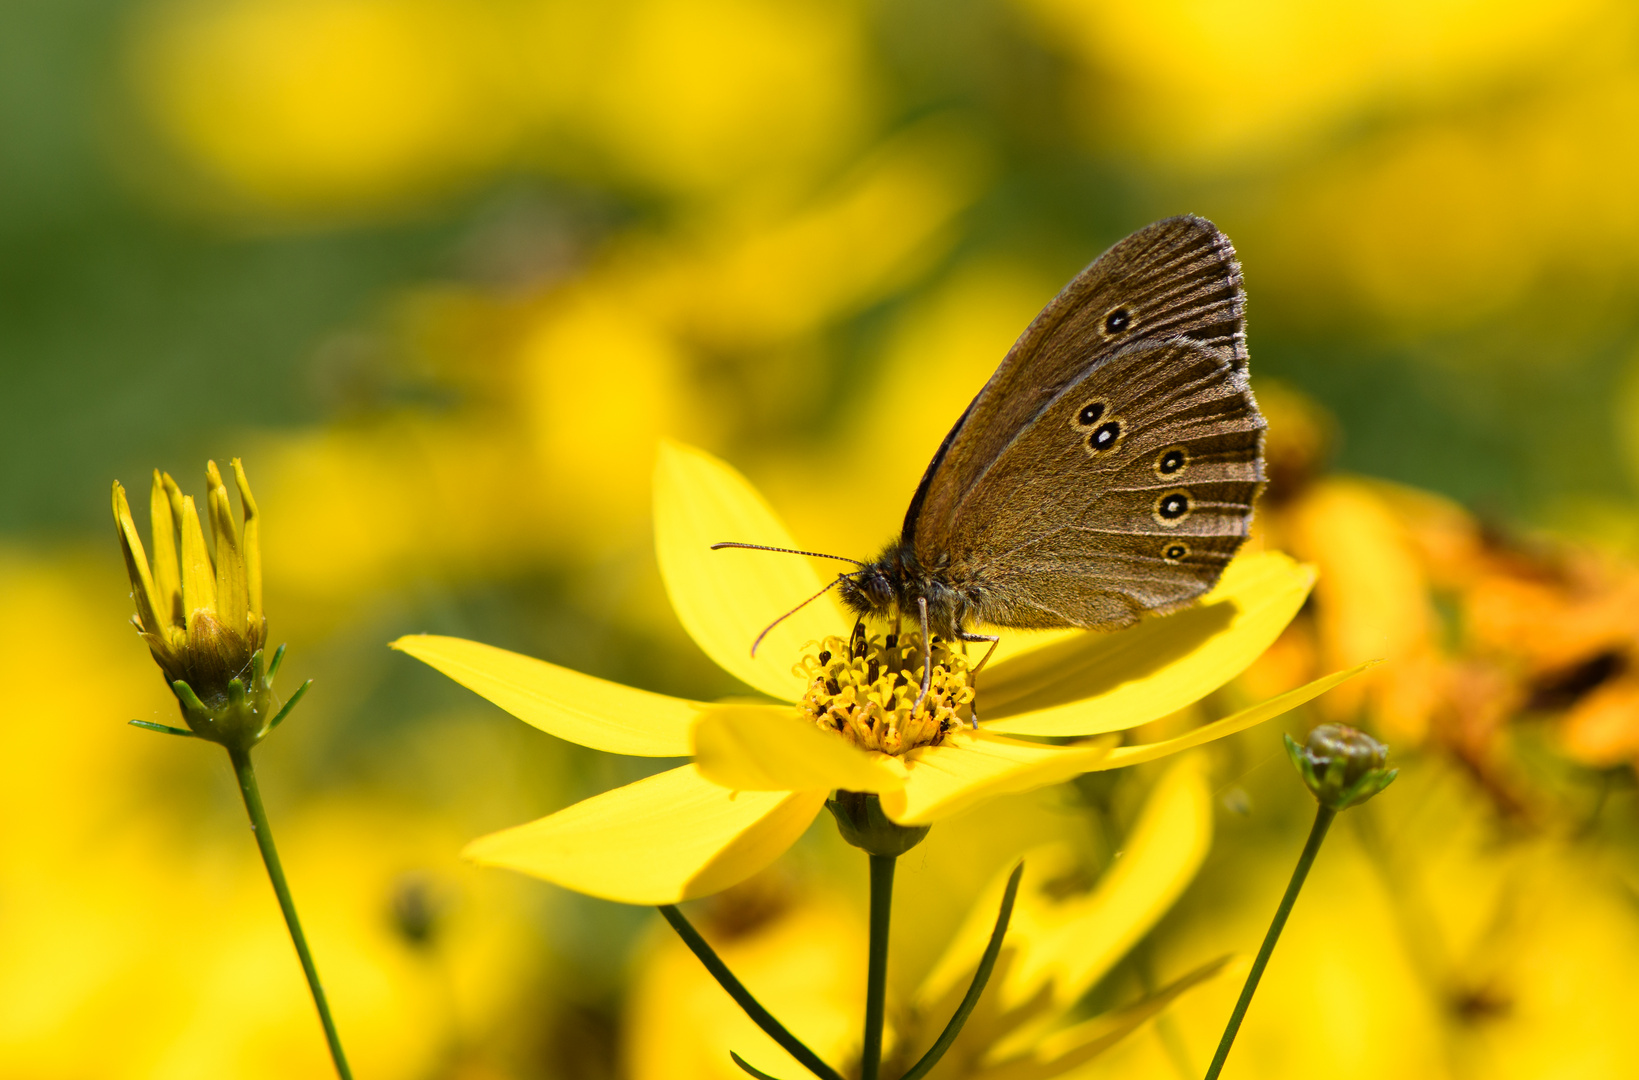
839, 538, 979, 639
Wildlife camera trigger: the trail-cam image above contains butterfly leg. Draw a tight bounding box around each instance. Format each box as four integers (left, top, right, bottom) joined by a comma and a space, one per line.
912, 597, 933, 713
955, 631, 999, 727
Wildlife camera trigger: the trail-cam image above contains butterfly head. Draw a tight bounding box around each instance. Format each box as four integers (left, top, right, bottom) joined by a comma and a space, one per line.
838, 561, 895, 616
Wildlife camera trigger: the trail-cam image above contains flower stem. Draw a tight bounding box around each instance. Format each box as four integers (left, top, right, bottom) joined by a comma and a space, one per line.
658, 905, 844, 1080
1203, 805, 1335, 1080
862, 853, 896, 1080
228, 746, 353, 1080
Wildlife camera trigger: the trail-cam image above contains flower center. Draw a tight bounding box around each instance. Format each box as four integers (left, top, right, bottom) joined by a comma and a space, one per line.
797, 624, 975, 756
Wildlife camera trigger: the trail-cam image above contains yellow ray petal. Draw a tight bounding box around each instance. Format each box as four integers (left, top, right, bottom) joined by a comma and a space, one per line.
981, 552, 1315, 737
1090, 661, 1380, 772
147, 470, 182, 630
111, 481, 163, 635
205, 461, 247, 636
177, 493, 217, 625
692, 705, 907, 793
392, 634, 697, 756
919, 756, 1212, 1016
464, 765, 826, 905
653, 440, 844, 703
231, 458, 262, 625
878, 730, 1116, 826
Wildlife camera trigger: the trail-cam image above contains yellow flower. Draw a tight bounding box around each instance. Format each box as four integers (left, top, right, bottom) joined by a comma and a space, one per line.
112, 458, 276, 747
394, 441, 1365, 905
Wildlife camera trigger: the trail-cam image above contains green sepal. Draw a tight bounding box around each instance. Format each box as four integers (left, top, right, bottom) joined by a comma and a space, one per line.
266, 642, 287, 684
171, 678, 209, 714
826, 791, 930, 857
129, 719, 196, 737
1286, 727, 1397, 811
267, 679, 312, 732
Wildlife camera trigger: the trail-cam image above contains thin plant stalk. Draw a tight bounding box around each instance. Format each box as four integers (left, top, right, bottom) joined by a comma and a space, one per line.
1203, 805, 1336, 1080
229, 746, 353, 1080
898, 862, 1024, 1080
862, 853, 896, 1080
658, 905, 845, 1080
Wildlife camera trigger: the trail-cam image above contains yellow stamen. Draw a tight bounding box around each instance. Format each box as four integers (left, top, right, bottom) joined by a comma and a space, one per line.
797, 630, 975, 756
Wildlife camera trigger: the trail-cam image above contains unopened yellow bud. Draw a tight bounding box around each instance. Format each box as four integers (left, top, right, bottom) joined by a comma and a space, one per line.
113, 460, 284, 750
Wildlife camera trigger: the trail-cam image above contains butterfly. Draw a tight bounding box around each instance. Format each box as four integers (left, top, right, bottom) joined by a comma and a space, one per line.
719, 215, 1265, 705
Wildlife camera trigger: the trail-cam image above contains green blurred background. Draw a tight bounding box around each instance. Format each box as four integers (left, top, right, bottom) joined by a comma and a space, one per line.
6, 0, 1639, 1077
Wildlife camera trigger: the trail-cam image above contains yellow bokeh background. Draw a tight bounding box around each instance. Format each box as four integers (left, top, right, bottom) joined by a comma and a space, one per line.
5, 0, 1639, 1075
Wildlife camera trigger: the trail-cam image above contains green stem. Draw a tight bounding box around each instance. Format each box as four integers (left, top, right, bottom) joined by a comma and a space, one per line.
862, 854, 896, 1080
658, 905, 844, 1080
229, 747, 353, 1080
1203, 805, 1335, 1080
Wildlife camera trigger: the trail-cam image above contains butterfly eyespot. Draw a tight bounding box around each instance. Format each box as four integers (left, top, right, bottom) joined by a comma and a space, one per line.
1103, 307, 1132, 334
1154, 490, 1192, 524
1156, 447, 1188, 476
1075, 400, 1106, 427
1085, 420, 1123, 454
1162, 543, 1189, 564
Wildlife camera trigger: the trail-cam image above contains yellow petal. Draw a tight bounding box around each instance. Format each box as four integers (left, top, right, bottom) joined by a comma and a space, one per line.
464, 764, 826, 904
981, 552, 1315, 737
919, 756, 1212, 1015
878, 730, 1116, 826
653, 440, 843, 703
1091, 661, 1380, 772
147, 470, 182, 629
111, 481, 163, 635
205, 461, 247, 636
231, 458, 262, 625
392, 634, 697, 756
692, 705, 907, 793
177, 493, 217, 625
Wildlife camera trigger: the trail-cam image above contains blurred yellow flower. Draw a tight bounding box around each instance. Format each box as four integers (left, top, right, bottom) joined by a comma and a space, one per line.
131, 0, 873, 217
134, 0, 518, 215
1018, 0, 1606, 165
896, 757, 1225, 1079
395, 441, 1361, 905
627, 757, 1227, 1080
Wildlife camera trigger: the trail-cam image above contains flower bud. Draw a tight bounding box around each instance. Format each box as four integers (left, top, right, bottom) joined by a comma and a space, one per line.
1285, 723, 1398, 811
114, 459, 290, 751
826, 791, 930, 856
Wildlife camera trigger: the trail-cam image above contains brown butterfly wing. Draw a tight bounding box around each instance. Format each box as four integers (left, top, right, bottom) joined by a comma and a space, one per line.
906, 216, 1262, 630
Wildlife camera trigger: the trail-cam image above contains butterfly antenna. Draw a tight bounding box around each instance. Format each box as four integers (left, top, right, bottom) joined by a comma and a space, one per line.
712, 542, 866, 567
750, 574, 850, 657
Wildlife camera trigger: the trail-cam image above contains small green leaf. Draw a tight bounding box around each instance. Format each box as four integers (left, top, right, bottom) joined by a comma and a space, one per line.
129, 719, 196, 737
729, 1052, 788, 1080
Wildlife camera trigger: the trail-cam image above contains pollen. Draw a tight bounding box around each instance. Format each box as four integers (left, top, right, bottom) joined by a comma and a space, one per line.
796, 625, 976, 756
